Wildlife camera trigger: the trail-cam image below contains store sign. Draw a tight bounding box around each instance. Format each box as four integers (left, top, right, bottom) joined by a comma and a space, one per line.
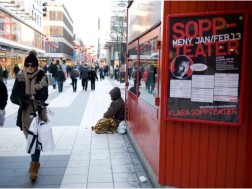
166, 11, 247, 126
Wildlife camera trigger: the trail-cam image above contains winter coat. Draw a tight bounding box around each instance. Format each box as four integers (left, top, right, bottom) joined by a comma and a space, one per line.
0, 80, 8, 110
70, 68, 79, 78
13, 65, 20, 75
80, 67, 89, 79
11, 69, 48, 132
55, 68, 65, 82
88, 69, 98, 81
51, 64, 58, 77
103, 87, 125, 121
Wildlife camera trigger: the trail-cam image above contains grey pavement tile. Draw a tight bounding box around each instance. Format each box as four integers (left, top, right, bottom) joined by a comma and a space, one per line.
111, 157, 132, 166
43, 160, 69, 168
51, 149, 72, 155
134, 163, 146, 172
113, 172, 139, 182
47, 154, 70, 161
88, 165, 112, 174
90, 153, 110, 160
61, 183, 86, 188
0, 161, 29, 169
64, 167, 89, 175
112, 164, 135, 173
6, 176, 35, 187
67, 160, 90, 167
69, 154, 90, 161
0, 168, 29, 177
110, 152, 131, 159
89, 159, 111, 167
0, 176, 12, 187
40, 167, 66, 175
36, 175, 64, 185
35, 184, 61, 188
88, 172, 113, 183
114, 181, 141, 188
87, 182, 114, 188
91, 143, 109, 149
0, 155, 30, 162
61, 174, 87, 184
131, 157, 142, 165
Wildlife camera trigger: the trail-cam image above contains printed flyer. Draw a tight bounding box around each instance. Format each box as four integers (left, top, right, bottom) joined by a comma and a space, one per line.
167, 11, 246, 125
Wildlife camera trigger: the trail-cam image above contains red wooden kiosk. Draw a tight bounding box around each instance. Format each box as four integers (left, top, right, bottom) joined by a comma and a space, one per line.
125, 1, 252, 187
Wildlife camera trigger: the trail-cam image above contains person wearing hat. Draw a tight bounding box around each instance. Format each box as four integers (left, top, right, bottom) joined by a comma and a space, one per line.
10, 49, 49, 181
91, 87, 125, 134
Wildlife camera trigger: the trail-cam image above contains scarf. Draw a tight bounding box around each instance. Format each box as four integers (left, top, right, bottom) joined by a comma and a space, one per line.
17, 70, 48, 137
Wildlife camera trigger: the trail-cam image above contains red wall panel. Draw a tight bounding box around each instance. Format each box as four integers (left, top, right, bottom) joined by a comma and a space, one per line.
127, 0, 252, 187
161, 1, 252, 188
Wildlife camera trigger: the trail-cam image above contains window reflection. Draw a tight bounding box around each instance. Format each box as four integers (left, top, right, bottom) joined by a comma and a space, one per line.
139, 37, 158, 107
127, 37, 159, 107
0, 10, 43, 49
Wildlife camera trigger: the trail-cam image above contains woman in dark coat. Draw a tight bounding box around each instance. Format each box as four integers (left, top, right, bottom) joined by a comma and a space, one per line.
10, 50, 48, 181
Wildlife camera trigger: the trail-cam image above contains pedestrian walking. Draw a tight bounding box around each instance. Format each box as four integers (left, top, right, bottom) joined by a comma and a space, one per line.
13, 64, 20, 78
70, 66, 79, 92
88, 67, 98, 91
91, 87, 125, 133
10, 49, 49, 181
2, 68, 9, 84
55, 65, 65, 92
80, 63, 89, 91
51, 60, 58, 89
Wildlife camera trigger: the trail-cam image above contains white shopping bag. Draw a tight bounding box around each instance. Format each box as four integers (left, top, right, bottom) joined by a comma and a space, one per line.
26, 116, 40, 154
38, 121, 55, 152
117, 121, 127, 135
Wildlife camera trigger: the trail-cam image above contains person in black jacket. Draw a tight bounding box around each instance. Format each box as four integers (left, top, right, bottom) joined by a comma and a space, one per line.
55, 65, 65, 92
10, 50, 48, 182
0, 79, 8, 127
91, 87, 125, 134
88, 67, 98, 90
80, 64, 89, 91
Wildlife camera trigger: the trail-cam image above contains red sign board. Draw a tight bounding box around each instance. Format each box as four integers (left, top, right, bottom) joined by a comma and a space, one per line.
165, 11, 247, 126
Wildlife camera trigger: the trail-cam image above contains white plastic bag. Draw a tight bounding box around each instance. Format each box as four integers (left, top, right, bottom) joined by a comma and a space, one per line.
26, 116, 39, 154
38, 121, 55, 152
117, 121, 127, 135
0, 110, 6, 127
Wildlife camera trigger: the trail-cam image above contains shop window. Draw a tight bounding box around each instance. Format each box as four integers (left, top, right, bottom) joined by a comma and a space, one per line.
139, 37, 159, 107
128, 47, 140, 96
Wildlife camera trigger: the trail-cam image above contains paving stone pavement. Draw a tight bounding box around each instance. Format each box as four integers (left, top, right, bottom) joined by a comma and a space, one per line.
0, 76, 153, 188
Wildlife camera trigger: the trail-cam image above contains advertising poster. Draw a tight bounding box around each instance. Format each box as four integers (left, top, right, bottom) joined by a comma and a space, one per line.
166, 11, 247, 125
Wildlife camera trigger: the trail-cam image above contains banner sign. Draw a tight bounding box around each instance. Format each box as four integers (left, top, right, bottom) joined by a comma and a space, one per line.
166, 11, 247, 126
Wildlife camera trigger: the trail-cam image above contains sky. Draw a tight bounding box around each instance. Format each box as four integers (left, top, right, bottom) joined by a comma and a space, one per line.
62, 0, 112, 47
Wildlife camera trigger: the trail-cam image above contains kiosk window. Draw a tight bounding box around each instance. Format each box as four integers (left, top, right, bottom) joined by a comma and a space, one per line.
139, 37, 159, 106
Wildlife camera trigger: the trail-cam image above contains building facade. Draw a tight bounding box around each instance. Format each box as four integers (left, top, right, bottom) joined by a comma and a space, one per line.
0, 0, 45, 78
42, 0, 73, 65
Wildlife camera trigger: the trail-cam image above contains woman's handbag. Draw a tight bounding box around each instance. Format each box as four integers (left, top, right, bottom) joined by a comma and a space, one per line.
26, 112, 55, 154
10, 93, 21, 105
38, 121, 55, 152
26, 115, 40, 154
